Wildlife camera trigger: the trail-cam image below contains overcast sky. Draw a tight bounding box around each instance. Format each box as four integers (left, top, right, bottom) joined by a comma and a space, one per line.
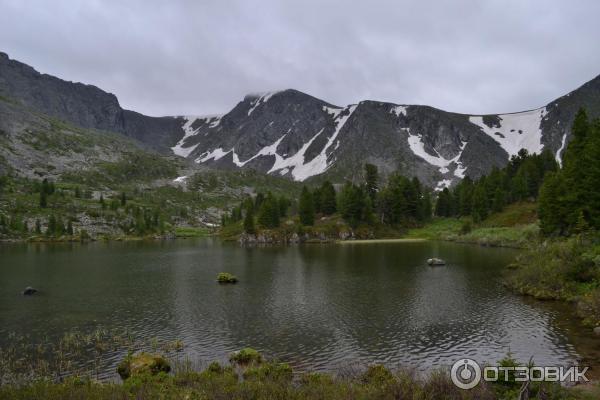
1, 0, 599, 117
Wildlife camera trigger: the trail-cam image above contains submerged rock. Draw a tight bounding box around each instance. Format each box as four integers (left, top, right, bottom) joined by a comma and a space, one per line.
427, 258, 446, 266
22, 286, 37, 295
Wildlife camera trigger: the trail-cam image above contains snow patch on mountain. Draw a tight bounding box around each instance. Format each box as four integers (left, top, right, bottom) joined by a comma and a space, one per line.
171, 116, 202, 157
323, 105, 343, 119
407, 132, 467, 175
247, 92, 279, 116
390, 105, 407, 117
436, 179, 452, 191
469, 108, 547, 157
556, 133, 568, 167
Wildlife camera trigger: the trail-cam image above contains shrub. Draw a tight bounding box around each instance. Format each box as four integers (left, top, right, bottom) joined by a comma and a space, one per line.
229, 348, 262, 365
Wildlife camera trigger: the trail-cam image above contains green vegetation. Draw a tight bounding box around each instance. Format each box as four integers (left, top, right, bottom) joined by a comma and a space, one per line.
2, 342, 597, 400
538, 109, 600, 235
229, 347, 263, 365
406, 202, 540, 248
217, 272, 238, 283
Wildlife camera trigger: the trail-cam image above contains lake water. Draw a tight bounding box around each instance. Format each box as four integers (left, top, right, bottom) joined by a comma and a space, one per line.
0, 238, 591, 379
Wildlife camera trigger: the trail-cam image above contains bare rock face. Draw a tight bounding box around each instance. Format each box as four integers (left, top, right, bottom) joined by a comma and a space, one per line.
0, 52, 185, 152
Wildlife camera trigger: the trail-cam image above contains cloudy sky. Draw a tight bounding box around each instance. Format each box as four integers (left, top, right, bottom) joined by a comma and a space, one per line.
1, 0, 599, 117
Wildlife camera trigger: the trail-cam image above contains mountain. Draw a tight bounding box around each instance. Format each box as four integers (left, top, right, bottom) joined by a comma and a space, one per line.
173, 79, 600, 189
2, 51, 600, 189
0, 52, 185, 152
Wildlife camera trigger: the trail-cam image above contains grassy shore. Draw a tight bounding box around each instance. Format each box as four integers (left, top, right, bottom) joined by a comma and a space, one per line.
2, 350, 598, 400
405, 203, 540, 248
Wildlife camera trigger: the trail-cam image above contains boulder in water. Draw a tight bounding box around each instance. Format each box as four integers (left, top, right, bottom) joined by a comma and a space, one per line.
22, 286, 37, 295
427, 258, 446, 266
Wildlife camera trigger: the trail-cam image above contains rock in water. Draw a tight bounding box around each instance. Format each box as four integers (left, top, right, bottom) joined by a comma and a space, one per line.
22, 286, 37, 295
427, 258, 446, 266
593, 327, 600, 336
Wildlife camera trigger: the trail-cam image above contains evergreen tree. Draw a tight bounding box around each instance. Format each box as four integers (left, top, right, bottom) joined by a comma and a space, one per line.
67, 220, 74, 235
320, 181, 337, 215
338, 183, 366, 227
39, 190, 47, 208
471, 185, 488, 223
298, 186, 315, 226
35, 219, 41, 234
364, 163, 378, 203
277, 196, 290, 218
435, 188, 451, 217
258, 193, 280, 228
421, 191, 433, 221
538, 171, 568, 236
120, 192, 127, 206
100, 194, 106, 209
74, 186, 81, 198
243, 206, 256, 234
47, 214, 57, 236
312, 187, 322, 214
254, 193, 265, 210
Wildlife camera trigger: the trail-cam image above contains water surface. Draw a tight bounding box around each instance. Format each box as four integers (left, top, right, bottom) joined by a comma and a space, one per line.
0, 239, 588, 377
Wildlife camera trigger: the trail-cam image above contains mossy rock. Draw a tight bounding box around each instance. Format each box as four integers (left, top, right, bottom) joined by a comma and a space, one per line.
117, 352, 171, 380
229, 347, 262, 365
217, 272, 238, 283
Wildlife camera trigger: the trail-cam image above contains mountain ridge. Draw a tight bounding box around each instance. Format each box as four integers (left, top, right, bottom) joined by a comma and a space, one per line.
2, 51, 600, 188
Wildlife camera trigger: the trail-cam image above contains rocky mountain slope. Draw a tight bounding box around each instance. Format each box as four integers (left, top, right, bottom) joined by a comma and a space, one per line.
0, 52, 185, 152
1, 51, 599, 189
176, 78, 600, 189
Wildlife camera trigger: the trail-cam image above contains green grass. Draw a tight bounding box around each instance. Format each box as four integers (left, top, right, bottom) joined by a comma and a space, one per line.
174, 226, 212, 237
405, 203, 542, 248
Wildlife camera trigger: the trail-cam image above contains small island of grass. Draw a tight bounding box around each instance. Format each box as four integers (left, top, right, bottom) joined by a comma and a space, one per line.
217, 272, 238, 284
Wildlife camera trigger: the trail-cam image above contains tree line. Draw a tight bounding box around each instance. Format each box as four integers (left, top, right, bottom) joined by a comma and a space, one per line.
434, 149, 558, 222
224, 163, 433, 233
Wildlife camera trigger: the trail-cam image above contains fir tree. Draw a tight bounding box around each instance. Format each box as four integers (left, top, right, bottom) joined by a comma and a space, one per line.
120, 192, 127, 206
258, 193, 280, 228
39, 190, 47, 208
471, 185, 488, 223
298, 186, 315, 226
243, 206, 256, 234
320, 181, 337, 215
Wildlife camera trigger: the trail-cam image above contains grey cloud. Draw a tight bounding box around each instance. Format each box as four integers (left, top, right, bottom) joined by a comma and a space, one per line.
1, 0, 599, 116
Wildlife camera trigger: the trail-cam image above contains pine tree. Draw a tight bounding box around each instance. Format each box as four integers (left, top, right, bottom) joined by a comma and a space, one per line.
338, 183, 366, 227
538, 171, 568, 236
278, 196, 290, 218
35, 219, 41, 234
364, 163, 378, 203
100, 194, 106, 209
39, 190, 47, 208
471, 185, 488, 223
67, 220, 74, 235
243, 206, 256, 234
47, 214, 57, 236
298, 186, 315, 226
435, 188, 451, 217
320, 181, 337, 215
258, 193, 280, 228
120, 192, 127, 206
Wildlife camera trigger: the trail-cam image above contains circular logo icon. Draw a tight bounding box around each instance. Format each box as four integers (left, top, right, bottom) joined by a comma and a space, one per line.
451, 358, 481, 390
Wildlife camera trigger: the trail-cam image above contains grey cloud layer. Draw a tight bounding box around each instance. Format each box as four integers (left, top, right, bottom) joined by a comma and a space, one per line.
1, 0, 599, 116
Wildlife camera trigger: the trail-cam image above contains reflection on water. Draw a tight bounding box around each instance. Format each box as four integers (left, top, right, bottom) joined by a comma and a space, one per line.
0, 239, 591, 378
